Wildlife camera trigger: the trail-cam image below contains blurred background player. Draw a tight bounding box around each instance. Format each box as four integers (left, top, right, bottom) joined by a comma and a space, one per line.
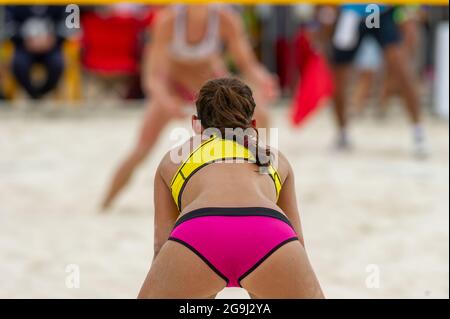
101, 5, 279, 210
379, 6, 424, 114
350, 36, 383, 116
331, 4, 428, 158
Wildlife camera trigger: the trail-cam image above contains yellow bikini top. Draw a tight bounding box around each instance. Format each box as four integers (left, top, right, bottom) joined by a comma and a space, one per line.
170, 135, 282, 211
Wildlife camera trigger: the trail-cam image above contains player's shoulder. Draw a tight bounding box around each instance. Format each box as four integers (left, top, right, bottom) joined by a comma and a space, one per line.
270, 147, 292, 183
157, 136, 199, 185
152, 6, 175, 31
217, 5, 240, 27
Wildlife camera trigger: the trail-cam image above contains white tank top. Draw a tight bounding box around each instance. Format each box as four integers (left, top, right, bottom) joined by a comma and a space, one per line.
170, 5, 221, 61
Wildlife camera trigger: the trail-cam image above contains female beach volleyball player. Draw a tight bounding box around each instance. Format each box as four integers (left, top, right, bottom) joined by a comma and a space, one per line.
137, 78, 323, 298
102, 5, 278, 209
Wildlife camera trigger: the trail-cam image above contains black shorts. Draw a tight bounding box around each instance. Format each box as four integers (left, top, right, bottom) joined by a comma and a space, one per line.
332, 8, 401, 65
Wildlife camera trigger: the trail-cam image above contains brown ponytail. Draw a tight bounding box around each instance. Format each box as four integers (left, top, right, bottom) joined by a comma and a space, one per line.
196, 78, 271, 167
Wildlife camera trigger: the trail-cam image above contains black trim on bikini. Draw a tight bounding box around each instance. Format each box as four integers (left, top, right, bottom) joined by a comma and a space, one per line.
173, 207, 294, 230
168, 237, 230, 285
171, 137, 216, 188
237, 237, 299, 287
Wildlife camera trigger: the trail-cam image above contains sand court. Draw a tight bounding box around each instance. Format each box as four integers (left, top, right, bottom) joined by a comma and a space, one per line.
0, 103, 448, 298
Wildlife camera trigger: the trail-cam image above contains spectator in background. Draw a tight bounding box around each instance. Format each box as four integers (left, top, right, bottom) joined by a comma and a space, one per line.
0, 84, 4, 100
0, 6, 6, 100
0, 61, 5, 100
80, 4, 154, 100
5, 6, 67, 99
0, 70, 5, 99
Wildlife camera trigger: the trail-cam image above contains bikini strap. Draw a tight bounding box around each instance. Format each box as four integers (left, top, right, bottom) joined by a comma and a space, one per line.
170, 5, 220, 60
170, 136, 282, 211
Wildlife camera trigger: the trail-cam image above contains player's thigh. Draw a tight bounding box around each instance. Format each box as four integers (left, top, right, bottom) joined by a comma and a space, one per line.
138, 240, 227, 298
240, 241, 324, 299
137, 100, 173, 144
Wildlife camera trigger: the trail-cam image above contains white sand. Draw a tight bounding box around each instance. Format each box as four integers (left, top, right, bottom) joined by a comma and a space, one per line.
0, 103, 448, 298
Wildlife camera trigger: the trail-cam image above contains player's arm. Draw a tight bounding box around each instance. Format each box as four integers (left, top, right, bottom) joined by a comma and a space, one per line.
152, 154, 179, 260
142, 10, 178, 109
220, 9, 278, 99
275, 152, 305, 247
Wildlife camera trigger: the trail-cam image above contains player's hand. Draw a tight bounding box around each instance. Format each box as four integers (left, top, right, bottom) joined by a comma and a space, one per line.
257, 72, 280, 102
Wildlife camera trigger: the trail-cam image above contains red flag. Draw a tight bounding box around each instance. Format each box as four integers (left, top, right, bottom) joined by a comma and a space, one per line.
290, 32, 334, 127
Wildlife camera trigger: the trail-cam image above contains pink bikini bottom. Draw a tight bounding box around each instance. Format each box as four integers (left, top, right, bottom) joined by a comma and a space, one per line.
170, 79, 196, 103
169, 207, 298, 287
